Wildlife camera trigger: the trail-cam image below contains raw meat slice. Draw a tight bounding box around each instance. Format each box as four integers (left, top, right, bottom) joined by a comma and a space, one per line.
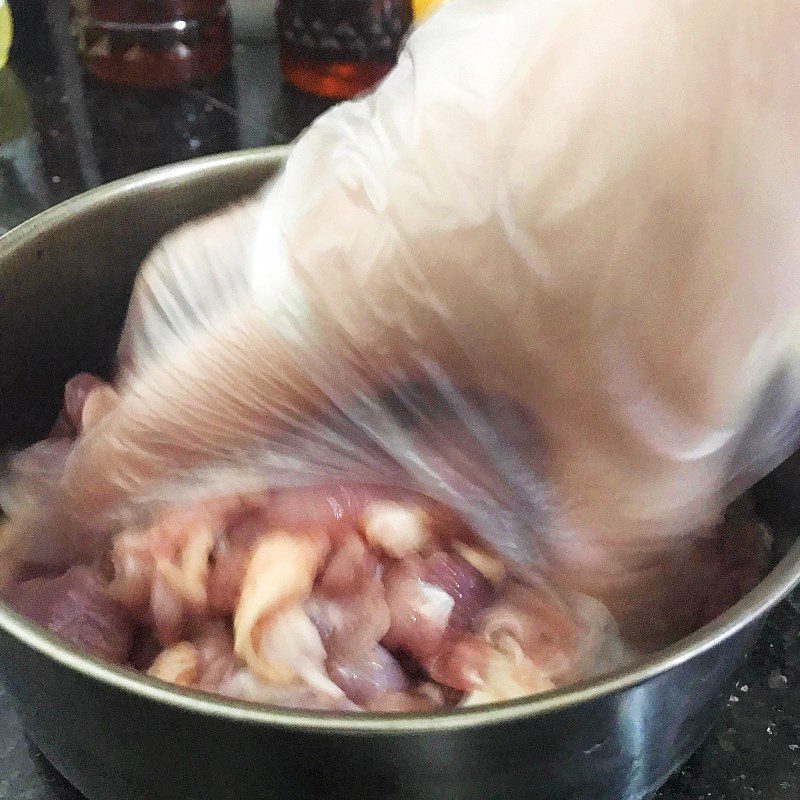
144, 619, 240, 692
307, 533, 391, 661
192, 620, 239, 690
268, 486, 396, 535
9, 566, 133, 664
328, 644, 410, 705
422, 551, 496, 631
217, 668, 357, 711
4, 370, 773, 713
383, 550, 495, 662
255, 604, 339, 693
425, 634, 493, 692
383, 563, 455, 660
316, 532, 380, 597
233, 530, 328, 683
109, 501, 232, 643
459, 647, 555, 707
107, 530, 155, 613
148, 641, 199, 686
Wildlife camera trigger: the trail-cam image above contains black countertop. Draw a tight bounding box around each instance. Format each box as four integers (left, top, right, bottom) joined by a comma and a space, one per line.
1, 14, 799, 800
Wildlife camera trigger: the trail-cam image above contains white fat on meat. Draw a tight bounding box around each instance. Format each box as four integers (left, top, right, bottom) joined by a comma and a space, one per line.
147, 641, 200, 686
233, 530, 328, 684
360, 502, 431, 558
460, 645, 555, 707
416, 583, 456, 627
148, 505, 224, 610
154, 531, 215, 611
256, 604, 342, 695
451, 542, 506, 587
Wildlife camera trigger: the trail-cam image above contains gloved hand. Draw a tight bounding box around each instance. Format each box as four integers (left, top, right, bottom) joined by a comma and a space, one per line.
5, 0, 800, 636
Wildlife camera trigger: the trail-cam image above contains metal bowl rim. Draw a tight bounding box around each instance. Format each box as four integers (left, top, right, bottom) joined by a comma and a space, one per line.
1, 147, 799, 734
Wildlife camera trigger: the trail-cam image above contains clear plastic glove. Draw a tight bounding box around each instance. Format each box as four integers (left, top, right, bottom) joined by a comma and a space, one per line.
5, 0, 800, 630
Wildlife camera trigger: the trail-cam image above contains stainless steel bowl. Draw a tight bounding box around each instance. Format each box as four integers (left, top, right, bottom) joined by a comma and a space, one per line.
1, 148, 799, 800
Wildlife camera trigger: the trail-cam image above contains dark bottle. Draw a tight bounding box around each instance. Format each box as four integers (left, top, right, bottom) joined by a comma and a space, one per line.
71, 1, 231, 88
6, 0, 46, 58
276, 0, 413, 100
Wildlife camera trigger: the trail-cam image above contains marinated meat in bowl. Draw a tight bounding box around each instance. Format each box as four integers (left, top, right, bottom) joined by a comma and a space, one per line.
1, 372, 771, 714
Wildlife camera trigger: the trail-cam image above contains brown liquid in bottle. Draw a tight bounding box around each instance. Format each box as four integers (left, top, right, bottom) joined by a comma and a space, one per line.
276, 1, 412, 100
71, 1, 231, 88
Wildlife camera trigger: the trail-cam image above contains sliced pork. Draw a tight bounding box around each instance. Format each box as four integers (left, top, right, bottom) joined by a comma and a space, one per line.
9, 565, 133, 664
1, 374, 771, 713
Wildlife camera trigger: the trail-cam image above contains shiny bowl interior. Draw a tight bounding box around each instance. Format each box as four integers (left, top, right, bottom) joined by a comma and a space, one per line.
1, 146, 799, 734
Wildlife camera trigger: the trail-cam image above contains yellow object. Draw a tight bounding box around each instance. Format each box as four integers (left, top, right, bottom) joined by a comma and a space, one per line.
0, 67, 28, 145
0, 0, 11, 69
412, 0, 448, 22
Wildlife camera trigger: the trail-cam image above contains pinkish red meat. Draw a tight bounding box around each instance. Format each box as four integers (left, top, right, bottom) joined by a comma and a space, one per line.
207, 543, 251, 614
383, 551, 495, 662
267, 485, 420, 538
425, 634, 493, 691
304, 531, 391, 663
363, 691, 438, 713
422, 551, 495, 630
265, 486, 364, 536
316, 533, 381, 596
9, 566, 133, 664
191, 619, 240, 689
149, 571, 186, 646
328, 644, 410, 705
306, 579, 390, 662
23, 371, 774, 713
383, 562, 454, 660
206, 505, 277, 613
108, 530, 155, 613
108, 501, 240, 643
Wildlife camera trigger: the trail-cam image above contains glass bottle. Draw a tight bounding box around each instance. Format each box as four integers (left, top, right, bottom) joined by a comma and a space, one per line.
276, 0, 413, 100
70, 1, 231, 88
